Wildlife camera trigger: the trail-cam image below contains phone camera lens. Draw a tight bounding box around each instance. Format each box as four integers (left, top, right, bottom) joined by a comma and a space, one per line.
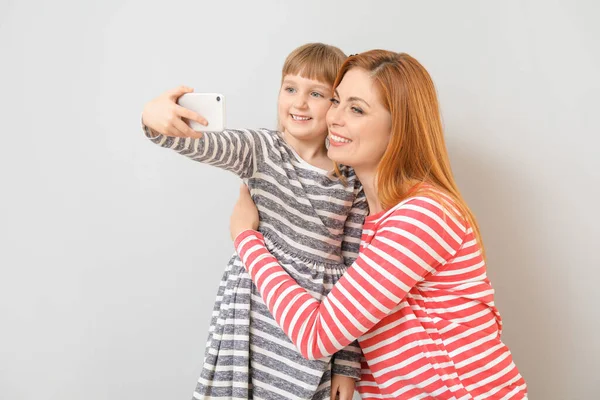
216, 96, 221, 102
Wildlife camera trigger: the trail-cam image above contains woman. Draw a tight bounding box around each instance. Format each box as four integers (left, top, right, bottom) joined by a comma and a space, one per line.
229, 50, 528, 399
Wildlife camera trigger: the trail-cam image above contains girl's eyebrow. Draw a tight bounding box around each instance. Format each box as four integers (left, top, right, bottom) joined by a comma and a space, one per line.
311, 83, 332, 92
282, 79, 330, 92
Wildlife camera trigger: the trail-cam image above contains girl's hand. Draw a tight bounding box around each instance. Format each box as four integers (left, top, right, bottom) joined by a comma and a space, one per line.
142, 86, 207, 138
331, 374, 355, 400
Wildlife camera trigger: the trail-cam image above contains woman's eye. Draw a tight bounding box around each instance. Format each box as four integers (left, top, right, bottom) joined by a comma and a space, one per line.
329, 98, 339, 105
351, 106, 364, 115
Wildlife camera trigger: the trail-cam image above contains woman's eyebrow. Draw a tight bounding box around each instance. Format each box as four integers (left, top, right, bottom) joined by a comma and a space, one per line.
334, 89, 370, 107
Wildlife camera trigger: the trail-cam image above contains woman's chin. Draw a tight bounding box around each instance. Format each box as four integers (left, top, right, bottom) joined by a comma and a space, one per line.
327, 147, 350, 166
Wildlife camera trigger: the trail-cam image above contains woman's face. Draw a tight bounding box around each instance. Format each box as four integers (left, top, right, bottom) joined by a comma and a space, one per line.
326, 68, 392, 173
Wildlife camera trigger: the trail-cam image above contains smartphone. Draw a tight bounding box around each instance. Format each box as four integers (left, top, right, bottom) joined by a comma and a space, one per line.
177, 93, 226, 132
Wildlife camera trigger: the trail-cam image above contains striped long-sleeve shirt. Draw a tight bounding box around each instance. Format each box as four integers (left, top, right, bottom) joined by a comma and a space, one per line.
235, 189, 528, 399
144, 126, 367, 386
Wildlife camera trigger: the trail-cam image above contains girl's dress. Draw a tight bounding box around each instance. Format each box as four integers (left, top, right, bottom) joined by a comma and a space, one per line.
145, 127, 367, 400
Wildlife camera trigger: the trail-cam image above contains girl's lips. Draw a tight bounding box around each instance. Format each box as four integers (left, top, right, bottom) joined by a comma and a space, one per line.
291, 114, 312, 122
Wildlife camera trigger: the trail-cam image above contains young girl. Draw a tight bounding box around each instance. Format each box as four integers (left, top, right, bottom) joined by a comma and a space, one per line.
141, 43, 368, 400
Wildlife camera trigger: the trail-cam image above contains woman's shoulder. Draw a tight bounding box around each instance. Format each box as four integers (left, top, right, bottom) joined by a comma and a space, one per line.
382, 185, 467, 228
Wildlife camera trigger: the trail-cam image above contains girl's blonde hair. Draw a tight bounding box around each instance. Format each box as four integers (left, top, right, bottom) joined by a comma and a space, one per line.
281, 43, 347, 86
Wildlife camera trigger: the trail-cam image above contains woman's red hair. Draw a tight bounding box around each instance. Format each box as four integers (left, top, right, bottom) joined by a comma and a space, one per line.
334, 50, 485, 255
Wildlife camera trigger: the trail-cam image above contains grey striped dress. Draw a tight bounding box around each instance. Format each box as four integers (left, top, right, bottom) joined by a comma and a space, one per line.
145, 127, 368, 400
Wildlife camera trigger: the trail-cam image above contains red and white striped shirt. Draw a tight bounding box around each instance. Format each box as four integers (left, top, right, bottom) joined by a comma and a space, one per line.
235, 191, 527, 399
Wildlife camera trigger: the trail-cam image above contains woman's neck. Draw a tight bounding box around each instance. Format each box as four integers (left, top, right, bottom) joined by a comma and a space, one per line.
354, 168, 383, 216
356, 168, 425, 216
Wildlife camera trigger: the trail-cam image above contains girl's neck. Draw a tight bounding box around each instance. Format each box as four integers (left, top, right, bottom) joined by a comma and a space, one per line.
282, 130, 330, 170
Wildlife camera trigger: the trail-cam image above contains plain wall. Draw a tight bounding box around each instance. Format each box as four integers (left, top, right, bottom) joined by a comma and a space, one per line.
1, 1, 598, 399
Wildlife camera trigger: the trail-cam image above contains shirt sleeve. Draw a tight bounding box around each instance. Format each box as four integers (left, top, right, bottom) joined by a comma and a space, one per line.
143, 123, 258, 179
234, 196, 467, 360
331, 341, 363, 380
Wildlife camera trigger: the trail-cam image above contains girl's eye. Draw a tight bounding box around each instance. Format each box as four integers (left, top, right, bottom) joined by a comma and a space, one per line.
351, 106, 364, 115
311, 92, 323, 98
285, 87, 296, 93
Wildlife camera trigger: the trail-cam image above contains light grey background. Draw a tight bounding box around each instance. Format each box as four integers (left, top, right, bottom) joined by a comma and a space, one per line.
1, 1, 598, 399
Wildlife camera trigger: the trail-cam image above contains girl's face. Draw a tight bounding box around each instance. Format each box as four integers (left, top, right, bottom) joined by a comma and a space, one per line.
278, 74, 333, 143
326, 68, 392, 172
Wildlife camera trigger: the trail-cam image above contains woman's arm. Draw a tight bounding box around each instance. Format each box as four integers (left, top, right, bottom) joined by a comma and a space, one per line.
234, 195, 466, 359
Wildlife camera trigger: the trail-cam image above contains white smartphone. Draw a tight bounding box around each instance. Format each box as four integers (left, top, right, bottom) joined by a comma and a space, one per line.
177, 93, 226, 132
